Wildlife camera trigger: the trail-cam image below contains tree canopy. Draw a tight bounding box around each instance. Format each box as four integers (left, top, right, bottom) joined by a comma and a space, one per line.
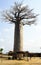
1, 2, 38, 25
0, 48, 3, 54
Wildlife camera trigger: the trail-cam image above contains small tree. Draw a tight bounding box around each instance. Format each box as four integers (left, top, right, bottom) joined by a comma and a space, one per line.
0, 48, 3, 62
0, 48, 3, 54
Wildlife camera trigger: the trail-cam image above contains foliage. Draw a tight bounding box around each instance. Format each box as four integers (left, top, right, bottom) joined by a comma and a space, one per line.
1, 2, 38, 25
0, 48, 3, 54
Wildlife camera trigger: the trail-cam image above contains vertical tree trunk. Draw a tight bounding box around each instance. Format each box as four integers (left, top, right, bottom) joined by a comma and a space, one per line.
12, 22, 23, 59
14, 23, 23, 52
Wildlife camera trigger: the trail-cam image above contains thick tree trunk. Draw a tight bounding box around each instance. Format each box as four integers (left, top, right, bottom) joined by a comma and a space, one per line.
14, 23, 23, 52
12, 22, 23, 59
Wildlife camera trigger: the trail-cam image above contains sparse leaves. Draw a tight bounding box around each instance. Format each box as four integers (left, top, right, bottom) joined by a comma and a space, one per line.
1, 2, 38, 25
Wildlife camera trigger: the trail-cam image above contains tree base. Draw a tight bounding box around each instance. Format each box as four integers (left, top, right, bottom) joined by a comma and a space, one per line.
12, 52, 17, 60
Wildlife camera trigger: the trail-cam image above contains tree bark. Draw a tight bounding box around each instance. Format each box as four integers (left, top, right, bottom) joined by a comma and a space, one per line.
14, 22, 23, 52
12, 22, 23, 59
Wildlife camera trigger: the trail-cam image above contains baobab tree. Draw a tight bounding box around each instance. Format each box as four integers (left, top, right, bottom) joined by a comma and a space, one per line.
1, 2, 38, 58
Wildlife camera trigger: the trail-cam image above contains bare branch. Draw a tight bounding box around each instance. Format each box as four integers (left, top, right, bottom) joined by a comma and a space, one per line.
21, 14, 38, 20
22, 19, 36, 25
1, 2, 38, 25
2, 11, 16, 23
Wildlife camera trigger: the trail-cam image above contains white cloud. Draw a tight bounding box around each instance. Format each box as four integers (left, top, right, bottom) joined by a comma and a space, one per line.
10, 26, 14, 31
3, 28, 10, 32
0, 38, 4, 42
3, 25, 14, 32
0, 46, 5, 49
12, 27, 14, 30
35, 25, 41, 31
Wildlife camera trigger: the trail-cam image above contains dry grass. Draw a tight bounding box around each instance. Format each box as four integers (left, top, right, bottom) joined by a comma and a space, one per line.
0, 57, 41, 65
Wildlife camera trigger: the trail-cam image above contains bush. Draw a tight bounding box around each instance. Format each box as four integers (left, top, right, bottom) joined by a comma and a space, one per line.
8, 57, 12, 60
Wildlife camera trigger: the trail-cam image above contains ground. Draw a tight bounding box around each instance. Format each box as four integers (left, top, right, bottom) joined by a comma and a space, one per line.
0, 57, 41, 65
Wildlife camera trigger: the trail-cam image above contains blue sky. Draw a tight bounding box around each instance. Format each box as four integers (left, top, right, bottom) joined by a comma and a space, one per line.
0, 0, 41, 53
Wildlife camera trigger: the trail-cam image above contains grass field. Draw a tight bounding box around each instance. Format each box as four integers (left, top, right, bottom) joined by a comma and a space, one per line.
0, 57, 41, 65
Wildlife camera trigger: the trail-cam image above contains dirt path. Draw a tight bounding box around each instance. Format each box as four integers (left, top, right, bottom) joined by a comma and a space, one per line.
0, 57, 41, 65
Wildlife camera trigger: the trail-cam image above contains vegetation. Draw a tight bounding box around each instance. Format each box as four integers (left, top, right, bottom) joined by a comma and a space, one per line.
1, 2, 38, 59
0, 48, 3, 54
